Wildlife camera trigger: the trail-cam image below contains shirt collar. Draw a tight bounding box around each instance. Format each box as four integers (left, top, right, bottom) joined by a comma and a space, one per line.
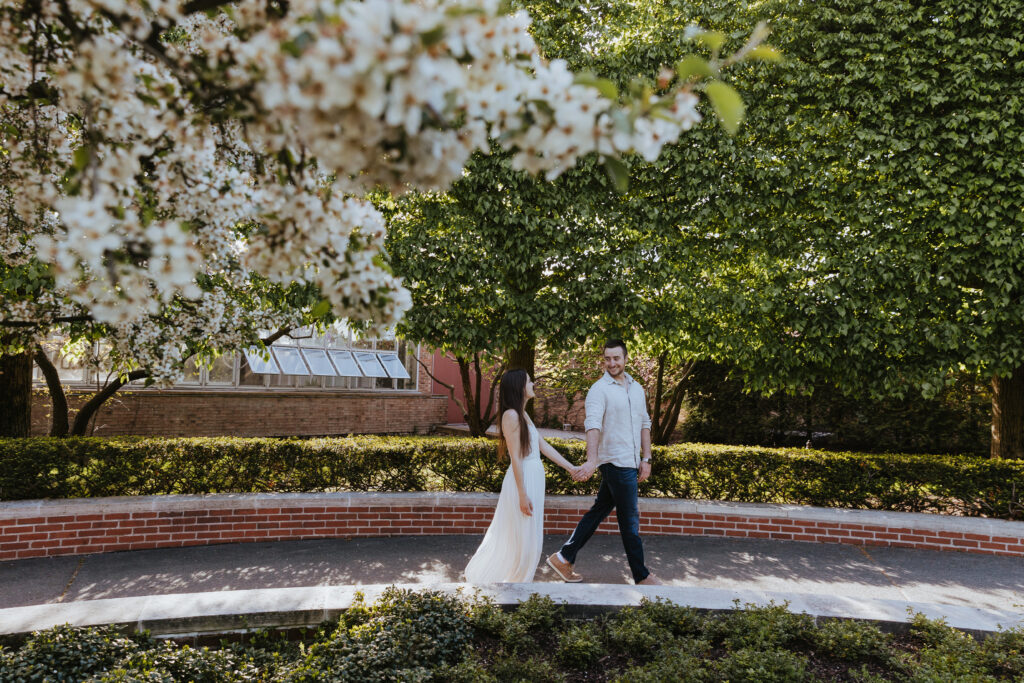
601, 371, 633, 386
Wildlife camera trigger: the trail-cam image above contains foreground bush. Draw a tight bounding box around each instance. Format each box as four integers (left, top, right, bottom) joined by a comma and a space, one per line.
2, 592, 1022, 682
1, 436, 1021, 519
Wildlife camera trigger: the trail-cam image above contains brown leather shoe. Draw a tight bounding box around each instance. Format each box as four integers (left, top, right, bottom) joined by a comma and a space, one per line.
637, 574, 664, 586
546, 553, 583, 583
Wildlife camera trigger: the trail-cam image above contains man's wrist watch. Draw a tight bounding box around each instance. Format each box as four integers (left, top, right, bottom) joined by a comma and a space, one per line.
641, 457, 651, 464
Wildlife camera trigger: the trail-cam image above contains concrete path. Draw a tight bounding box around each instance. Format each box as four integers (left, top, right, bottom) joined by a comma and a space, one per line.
2, 535, 1022, 637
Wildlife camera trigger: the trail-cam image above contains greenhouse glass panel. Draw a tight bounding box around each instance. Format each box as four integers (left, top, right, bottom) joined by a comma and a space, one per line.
243, 347, 279, 374
354, 352, 389, 378
301, 348, 337, 376
328, 350, 363, 377
378, 353, 411, 379
272, 346, 309, 375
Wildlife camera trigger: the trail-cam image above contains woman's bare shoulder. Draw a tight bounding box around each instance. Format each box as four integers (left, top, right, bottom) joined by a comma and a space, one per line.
501, 409, 520, 430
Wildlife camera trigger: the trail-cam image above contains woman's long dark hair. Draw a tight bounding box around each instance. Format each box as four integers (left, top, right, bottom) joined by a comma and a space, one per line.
496, 369, 531, 462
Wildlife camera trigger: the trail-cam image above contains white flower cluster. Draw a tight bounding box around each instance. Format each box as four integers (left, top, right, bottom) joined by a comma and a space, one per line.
1, 0, 741, 381
216, 0, 702, 189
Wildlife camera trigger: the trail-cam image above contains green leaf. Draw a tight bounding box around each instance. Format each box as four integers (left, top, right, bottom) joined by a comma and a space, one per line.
573, 72, 619, 100
420, 25, 446, 47
705, 81, 745, 134
603, 156, 630, 193
747, 45, 783, 62
696, 30, 727, 52
311, 298, 332, 318
73, 146, 90, 171
675, 55, 715, 81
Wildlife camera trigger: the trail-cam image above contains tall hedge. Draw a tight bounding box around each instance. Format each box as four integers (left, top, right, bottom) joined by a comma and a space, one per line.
1, 436, 1021, 520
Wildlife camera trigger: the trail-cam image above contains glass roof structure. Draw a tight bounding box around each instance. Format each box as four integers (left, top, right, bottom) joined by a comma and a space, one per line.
244, 344, 413, 380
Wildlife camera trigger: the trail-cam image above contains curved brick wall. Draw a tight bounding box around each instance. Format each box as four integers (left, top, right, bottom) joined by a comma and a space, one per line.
1, 493, 1022, 561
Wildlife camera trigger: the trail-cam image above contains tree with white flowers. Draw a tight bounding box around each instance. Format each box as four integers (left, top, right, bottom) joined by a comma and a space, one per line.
0, 0, 769, 435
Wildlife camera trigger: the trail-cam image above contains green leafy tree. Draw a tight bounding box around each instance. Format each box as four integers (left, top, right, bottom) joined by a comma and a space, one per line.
384, 150, 644, 434
385, 2, 768, 437
537, 0, 1024, 458
695, 0, 1024, 458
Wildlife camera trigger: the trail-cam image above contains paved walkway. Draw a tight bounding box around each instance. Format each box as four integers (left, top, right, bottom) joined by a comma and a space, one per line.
2, 534, 1022, 637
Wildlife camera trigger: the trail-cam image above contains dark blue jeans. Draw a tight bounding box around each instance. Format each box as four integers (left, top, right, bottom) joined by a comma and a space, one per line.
560, 463, 649, 583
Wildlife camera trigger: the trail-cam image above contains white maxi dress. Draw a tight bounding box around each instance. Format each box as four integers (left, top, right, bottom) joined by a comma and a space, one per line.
464, 421, 545, 583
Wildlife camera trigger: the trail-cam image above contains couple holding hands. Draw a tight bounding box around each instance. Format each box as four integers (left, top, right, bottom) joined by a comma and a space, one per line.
464, 339, 663, 586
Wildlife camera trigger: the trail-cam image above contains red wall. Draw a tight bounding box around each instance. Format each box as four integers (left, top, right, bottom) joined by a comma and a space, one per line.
431, 351, 494, 425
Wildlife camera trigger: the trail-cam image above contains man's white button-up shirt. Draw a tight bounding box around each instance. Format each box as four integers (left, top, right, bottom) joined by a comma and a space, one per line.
583, 371, 652, 469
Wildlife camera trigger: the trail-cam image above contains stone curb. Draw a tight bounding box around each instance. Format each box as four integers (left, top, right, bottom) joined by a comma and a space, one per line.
1, 583, 1021, 640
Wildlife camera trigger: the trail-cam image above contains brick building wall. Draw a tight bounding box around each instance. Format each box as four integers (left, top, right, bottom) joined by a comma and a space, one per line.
30, 345, 448, 437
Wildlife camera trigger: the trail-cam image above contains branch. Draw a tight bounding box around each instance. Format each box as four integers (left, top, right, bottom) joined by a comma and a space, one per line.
182, 0, 237, 14
33, 344, 69, 436
412, 352, 473, 420
482, 361, 505, 425
70, 368, 148, 435
1, 315, 95, 328
260, 327, 293, 346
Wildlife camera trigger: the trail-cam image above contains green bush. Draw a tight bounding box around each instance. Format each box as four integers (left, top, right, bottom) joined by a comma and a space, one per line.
282, 587, 473, 682
977, 627, 1024, 679
87, 642, 259, 682
1, 435, 1021, 519
486, 654, 564, 683
712, 647, 811, 682
614, 636, 712, 683
555, 622, 605, 668
606, 606, 665, 655
811, 619, 893, 662
0, 624, 142, 682
711, 602, 815, 652
5, 594, 1024, 682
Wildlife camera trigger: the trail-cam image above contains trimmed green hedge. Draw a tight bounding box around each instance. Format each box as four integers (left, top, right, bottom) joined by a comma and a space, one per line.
1, 436, 1021, 519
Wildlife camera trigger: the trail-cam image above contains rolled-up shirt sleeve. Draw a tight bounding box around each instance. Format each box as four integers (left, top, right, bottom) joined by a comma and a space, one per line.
583, 384, 605, 432
639, 388, 652, 431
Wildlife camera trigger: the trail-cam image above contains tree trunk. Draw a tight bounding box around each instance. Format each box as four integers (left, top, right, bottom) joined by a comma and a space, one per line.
70, 369, 148, 436
991, 367, 1024, 459
33, 345, 69, 436
457, 356, 485, 436
0, 345, 33, 437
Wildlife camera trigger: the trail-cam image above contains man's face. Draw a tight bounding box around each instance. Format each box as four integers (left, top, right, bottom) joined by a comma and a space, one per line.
603, 346, 626, 379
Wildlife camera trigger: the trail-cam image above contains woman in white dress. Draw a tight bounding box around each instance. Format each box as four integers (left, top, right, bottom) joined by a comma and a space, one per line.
465, 369, 581, 583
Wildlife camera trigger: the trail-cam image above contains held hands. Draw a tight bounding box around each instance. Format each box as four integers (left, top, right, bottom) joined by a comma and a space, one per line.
572, 462, 597, 482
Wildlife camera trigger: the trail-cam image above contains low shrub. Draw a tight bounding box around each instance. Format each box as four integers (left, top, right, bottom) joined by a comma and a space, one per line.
486, 654, 565, 682
2, 436, 1020, 518
712, 646, 812, 682
555, 622, 605, 668
812, 618, 893, 662
87, 642, 259, 682
0, 624, 141, 682
605, 606, 665, 655
281, 587, 473, 682
711, 602, 815, 651
614, 644, 710, 683
5, 597, 1024, 682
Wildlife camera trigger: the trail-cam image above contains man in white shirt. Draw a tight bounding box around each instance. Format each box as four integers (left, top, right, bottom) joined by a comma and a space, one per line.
546, 339, 662, 585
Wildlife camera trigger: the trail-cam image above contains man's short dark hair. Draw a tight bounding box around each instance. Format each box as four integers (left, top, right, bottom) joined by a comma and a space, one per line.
603, 338, 627, 357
